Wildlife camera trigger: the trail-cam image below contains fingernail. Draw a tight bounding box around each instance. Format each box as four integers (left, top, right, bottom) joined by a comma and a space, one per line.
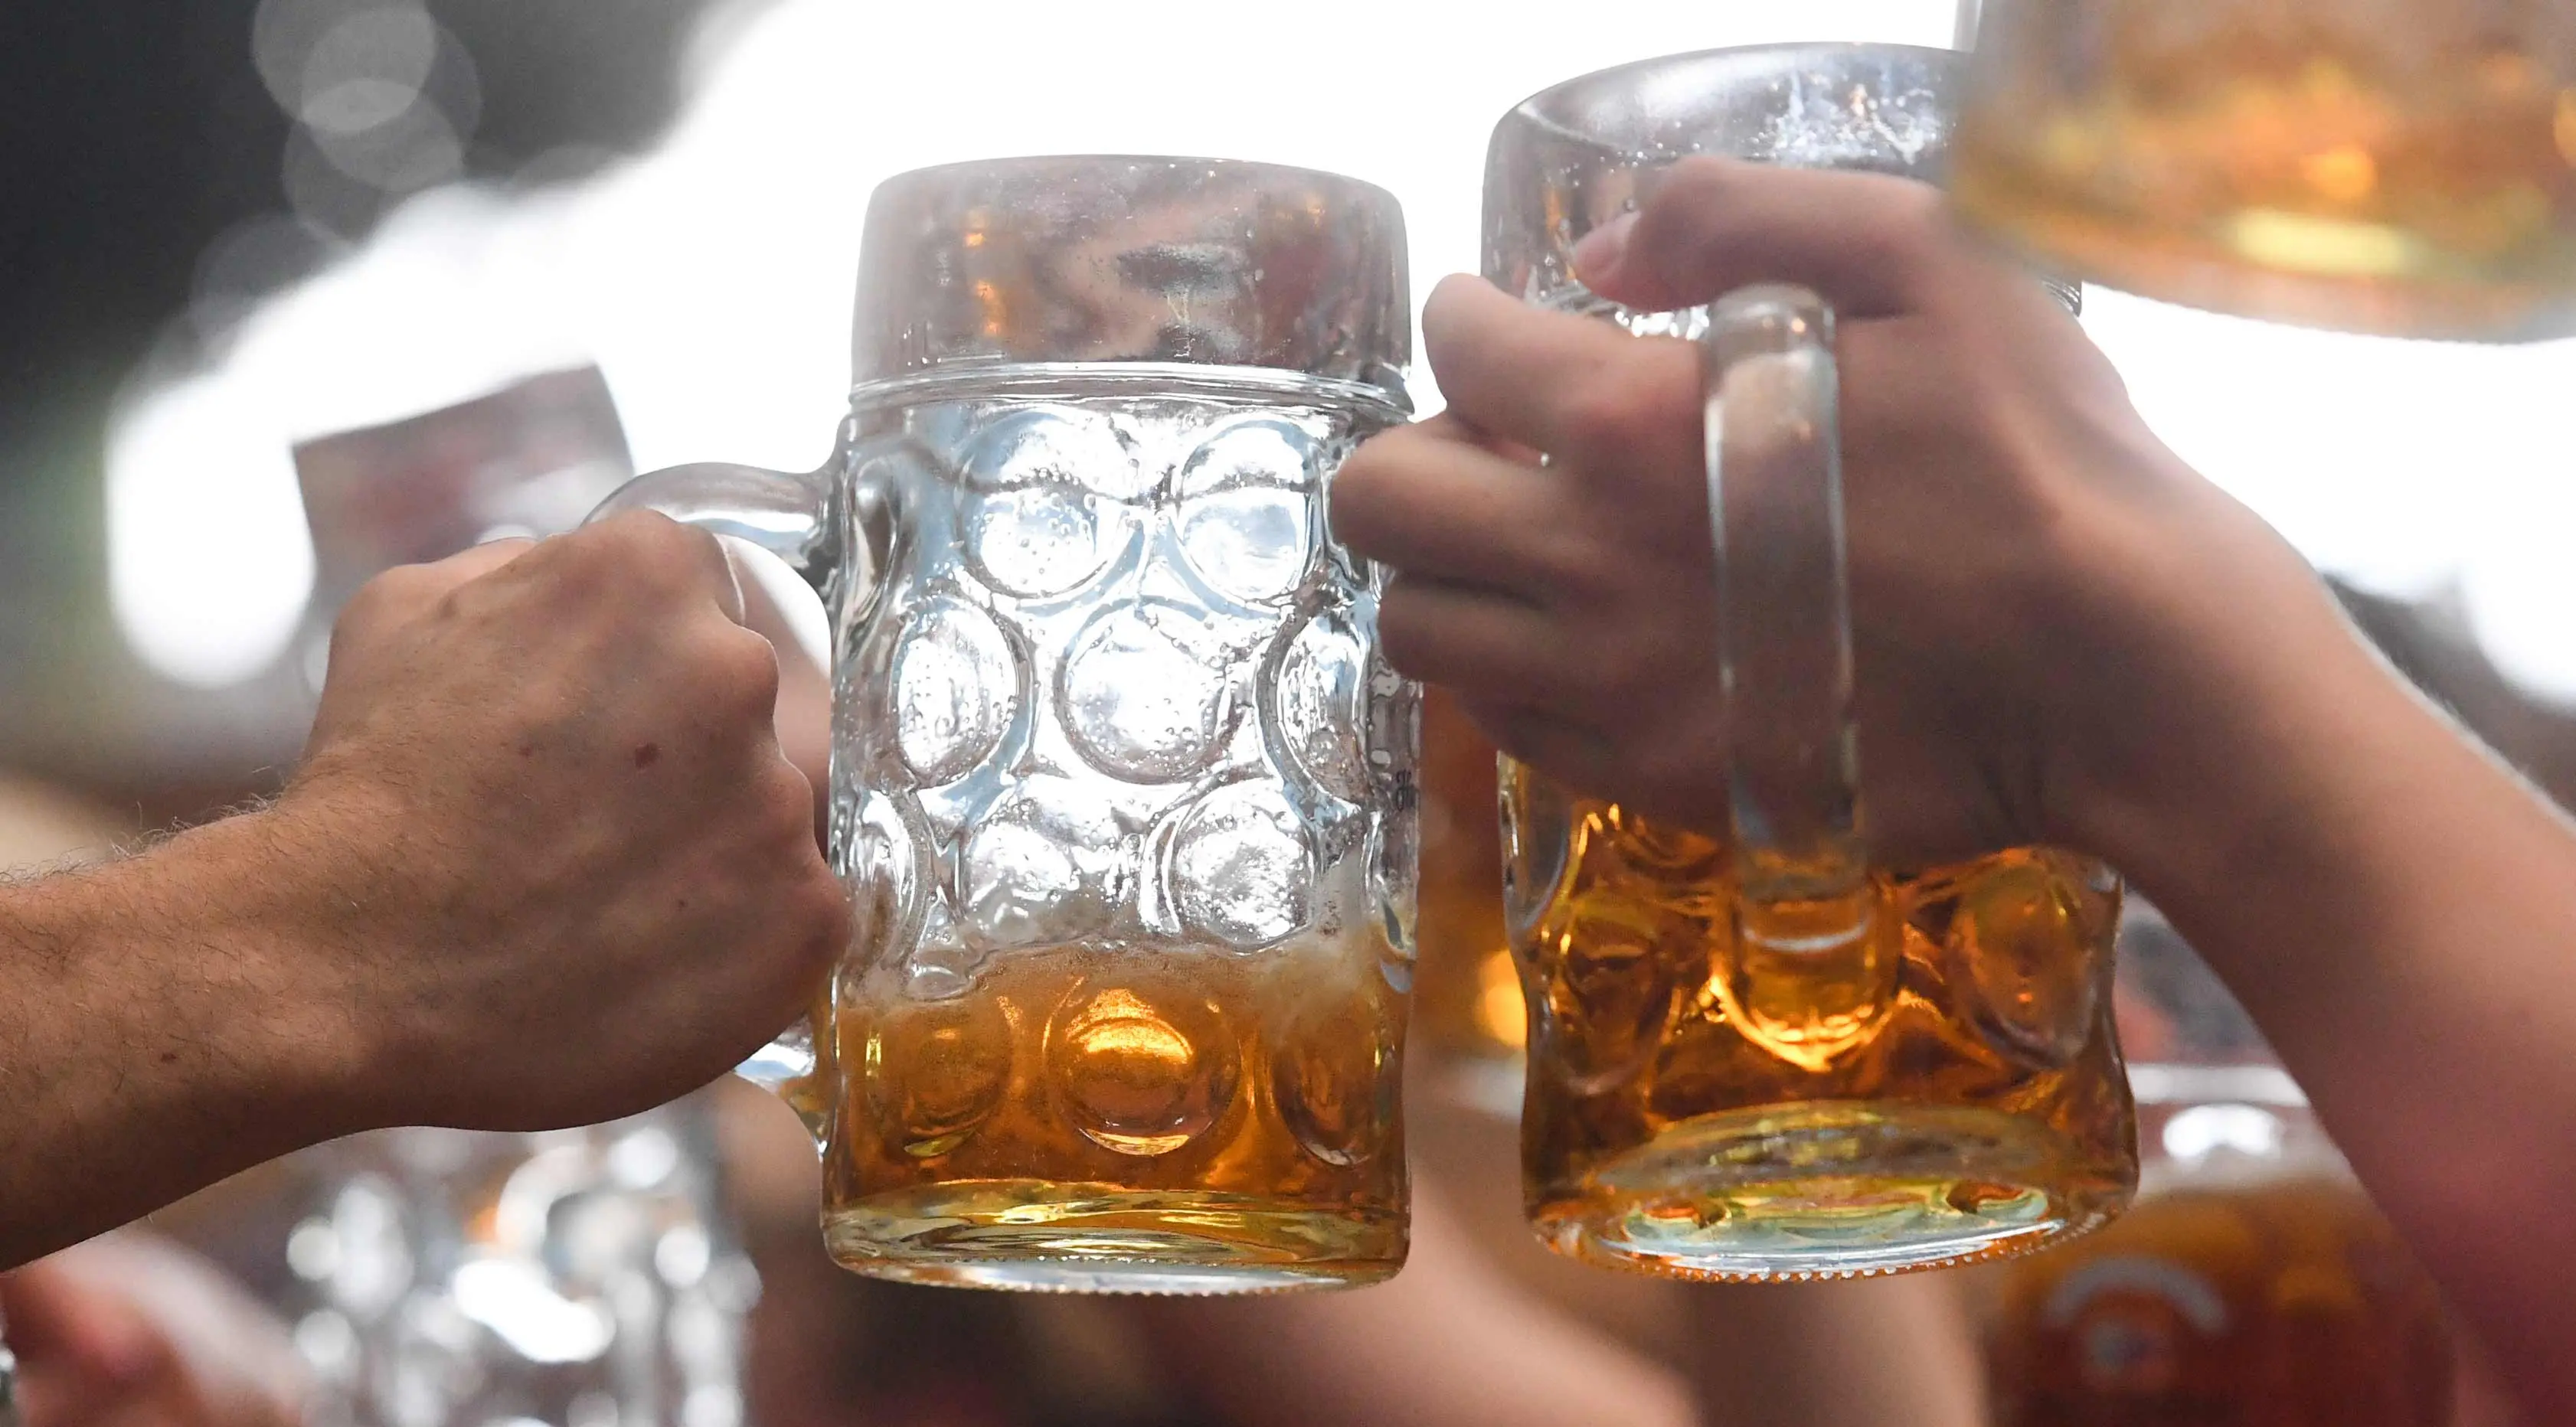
1571, 212, 1637, 286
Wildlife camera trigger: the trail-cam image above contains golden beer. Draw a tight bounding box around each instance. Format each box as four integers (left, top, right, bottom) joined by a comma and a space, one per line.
1953, 0, 2576, 339
812, 940, 1409, 1291
1506, 764, 2136, 1281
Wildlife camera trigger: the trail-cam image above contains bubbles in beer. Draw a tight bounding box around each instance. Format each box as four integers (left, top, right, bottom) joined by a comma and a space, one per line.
1541, 907, 1684, 1096
865, 996, 1013, 1159
1270, 996, 1398, 1167
1048, 983, 1239, 1157
1939, 850, 2106, 1067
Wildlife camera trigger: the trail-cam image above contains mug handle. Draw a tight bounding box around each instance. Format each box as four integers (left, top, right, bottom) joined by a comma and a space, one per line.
587, 457, 848, 1141
1700, 286, 1898, 1071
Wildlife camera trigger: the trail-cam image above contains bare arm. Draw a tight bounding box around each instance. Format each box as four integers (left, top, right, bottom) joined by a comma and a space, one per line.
0, 811, 374, 1267
0, 514, 845, 1268
1332, 155, 2576, 1420
2068, 541, 2576, 1420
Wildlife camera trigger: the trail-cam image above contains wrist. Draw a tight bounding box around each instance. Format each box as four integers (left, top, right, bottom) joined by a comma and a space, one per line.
148, 800, 411, 1141
2042, 482, 2388, 899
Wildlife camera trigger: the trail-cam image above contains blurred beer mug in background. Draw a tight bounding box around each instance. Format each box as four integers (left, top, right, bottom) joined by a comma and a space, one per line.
1483, 44, 2137, 1282
596, 157, 1420, 1293
1950, 0, 2576, 339
1983, 906, 2460, 1425
288, 376, 752, 1427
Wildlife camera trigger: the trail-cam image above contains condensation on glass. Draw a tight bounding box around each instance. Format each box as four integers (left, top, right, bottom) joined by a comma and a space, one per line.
1479, 44, 2136, 1283
595, 157, 1419, 1294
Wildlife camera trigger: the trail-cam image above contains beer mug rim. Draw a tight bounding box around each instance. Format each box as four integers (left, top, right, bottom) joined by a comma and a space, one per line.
852, 152, 1414, 405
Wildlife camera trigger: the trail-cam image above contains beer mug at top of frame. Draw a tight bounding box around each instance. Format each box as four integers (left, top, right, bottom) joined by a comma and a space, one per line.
1484, 44, 2137, 1282
593, 157, 1420, 1294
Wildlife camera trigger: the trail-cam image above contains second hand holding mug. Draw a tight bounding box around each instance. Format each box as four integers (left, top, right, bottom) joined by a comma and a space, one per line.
597, 157, 1420, 1294
1485, 45, 2139, 1282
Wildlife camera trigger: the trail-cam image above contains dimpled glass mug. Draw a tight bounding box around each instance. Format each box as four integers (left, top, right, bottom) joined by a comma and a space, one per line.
1484, 46, 2138, 1282
595, 158, 1419, 1293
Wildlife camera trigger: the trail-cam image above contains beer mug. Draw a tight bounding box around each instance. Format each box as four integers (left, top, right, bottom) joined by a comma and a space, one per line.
1951, 0, 2576, 340
596, 157, 1420, 1293
1486, 44, 2138, 1281
1984, 908, 2455, 1423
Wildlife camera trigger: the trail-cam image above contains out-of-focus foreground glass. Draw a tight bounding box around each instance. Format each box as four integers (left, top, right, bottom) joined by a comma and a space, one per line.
595, 156, 1420, 1294
1952, 0, 2576, 340
283, 374, 752, 1426
1477, 44, 2136, 1283
1982, 908, 2457, 1425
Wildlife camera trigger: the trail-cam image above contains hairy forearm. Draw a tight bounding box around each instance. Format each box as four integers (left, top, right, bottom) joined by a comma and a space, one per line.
0, 810, 364, 1266
2077, 551, 2576, 1420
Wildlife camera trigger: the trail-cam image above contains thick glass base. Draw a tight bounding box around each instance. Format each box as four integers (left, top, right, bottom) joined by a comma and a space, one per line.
1529, 1102, 2129, 1282
822, 1180, 1405, 1294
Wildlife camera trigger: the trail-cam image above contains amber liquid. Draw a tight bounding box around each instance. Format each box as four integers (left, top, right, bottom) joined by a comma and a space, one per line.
1506, 762, 2136, 1282
1413, 690, 1527, 1100
1953, 15, 2576, 338
815, 942, 1407, 1293
1987, 1175, 2453, 1425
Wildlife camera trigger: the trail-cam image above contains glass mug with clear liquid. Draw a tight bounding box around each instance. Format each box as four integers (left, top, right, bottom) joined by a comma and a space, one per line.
1484, 44, 2138, 1281
595, 157, 1420, 1293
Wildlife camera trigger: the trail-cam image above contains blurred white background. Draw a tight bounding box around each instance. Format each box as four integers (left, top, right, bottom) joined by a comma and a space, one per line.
107, 0, 2576, 698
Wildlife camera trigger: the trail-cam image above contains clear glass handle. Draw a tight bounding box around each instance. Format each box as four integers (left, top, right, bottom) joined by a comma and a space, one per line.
587, 459, 845, 1141
1702, 285, 1896, 1071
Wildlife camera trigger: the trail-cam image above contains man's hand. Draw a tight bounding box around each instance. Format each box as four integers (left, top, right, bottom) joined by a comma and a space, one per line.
280, 512, 850, 1131
4, 1235, 307, 1427
1330, 157, 2317, 867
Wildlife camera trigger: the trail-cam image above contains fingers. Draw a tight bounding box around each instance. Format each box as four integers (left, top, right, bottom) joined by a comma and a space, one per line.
564, 511, 748, 625
1420, 276, 1698, 463
1454, 697, 1621, 800
1376, 574, 1558, 693
1573, 157, 1948, 320
1334, 420, 1586, 598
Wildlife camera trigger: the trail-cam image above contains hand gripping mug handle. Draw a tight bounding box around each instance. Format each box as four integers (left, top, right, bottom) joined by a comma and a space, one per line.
1700, 286, 1898, 1071
586, 452, 855, 1142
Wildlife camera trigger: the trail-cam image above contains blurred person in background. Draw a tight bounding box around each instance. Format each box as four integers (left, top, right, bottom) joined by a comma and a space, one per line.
1330, 155, 2576, 1423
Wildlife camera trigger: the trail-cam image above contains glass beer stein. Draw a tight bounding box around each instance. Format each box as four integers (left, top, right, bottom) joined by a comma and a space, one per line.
597, 157, 1420, 1293
1984, 907, 2456, 1425
1951, 0, 2576, 340
1486, 44, 2138, 1282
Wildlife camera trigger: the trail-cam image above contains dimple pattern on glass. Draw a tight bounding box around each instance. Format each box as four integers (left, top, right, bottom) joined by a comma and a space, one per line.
841, 390, 1404, 1007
